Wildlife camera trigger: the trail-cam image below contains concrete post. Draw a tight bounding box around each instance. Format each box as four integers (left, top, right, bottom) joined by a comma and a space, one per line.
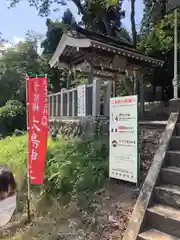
72, 90, 76, 116
60, 89, 63, 116
56, 95, 58, 117
48, 96, 51, 118
67, 92, 70, 116
173, 9, 178, 99
52, 96, 54, 118
169, 98, 180, 113
92, 77, 101, 117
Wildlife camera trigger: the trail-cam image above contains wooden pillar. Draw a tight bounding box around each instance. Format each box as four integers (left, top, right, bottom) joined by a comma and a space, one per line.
92, 77, 101, 117
88, 62, 93, 115
112, 80, 116, 97
133, 69, 138, 95
104, 80, 112, 116
88, 60, 93, 84
66, 68, 71, 89
153, 84, 156, 101
123, 69, 133, 95
139, 72, 144, 117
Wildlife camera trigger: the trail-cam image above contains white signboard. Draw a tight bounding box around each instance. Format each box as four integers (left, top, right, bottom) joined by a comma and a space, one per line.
109, 95, 139, 183
77, 85, 86, 117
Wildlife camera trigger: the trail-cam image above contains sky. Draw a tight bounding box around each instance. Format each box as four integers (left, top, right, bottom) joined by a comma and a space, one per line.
0, 0, 144, 45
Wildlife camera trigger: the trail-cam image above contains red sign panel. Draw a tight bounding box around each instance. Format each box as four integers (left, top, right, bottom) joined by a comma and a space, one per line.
27, 76, 48, 185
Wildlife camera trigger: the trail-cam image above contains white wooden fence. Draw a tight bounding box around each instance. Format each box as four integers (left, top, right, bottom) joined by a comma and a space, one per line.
48, 79, 112, 119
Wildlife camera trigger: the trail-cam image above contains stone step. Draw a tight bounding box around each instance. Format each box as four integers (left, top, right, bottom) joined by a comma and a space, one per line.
175, 123, 180, 136
154, 184, 180, 209
169, 136, 180, 151
166, 151, 180, 168
147, 204, 180, 237
138, 228, 179, 240
161, 166, 180, 186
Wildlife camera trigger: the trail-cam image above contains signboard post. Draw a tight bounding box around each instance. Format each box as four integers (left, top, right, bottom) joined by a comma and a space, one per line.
77, 85, 86, 116
109, 95, 139, 184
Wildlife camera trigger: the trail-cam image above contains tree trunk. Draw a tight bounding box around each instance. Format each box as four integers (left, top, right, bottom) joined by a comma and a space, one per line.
130, 0, 137, 48
102, 15, 112, 36
71, 0, 84, 15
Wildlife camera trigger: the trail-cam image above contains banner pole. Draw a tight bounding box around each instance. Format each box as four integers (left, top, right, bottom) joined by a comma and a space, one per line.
25, 74, 31, 223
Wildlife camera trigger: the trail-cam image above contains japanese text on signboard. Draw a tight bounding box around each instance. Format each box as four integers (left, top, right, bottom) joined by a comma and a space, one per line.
28, 76, 48, 185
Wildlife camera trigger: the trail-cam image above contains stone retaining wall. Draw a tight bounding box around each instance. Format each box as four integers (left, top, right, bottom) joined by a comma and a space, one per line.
143, 101, 169, 120
49, 118, 109, 138
140, 126, 164, 181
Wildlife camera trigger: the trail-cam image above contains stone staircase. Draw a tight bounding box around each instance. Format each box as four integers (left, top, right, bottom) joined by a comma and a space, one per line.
138, 122, 180, 239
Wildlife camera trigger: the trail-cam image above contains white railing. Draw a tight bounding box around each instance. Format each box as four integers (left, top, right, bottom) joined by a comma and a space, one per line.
48, 79, 112, 119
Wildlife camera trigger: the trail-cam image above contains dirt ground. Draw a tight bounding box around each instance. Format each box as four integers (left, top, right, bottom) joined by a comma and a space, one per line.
80, 181, 137, 240
1, 181, 137, 240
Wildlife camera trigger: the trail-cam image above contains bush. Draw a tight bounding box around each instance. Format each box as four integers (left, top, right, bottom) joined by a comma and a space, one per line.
45, 137, 109, 200
0, 135, 109, 201
0, 100, 26, 137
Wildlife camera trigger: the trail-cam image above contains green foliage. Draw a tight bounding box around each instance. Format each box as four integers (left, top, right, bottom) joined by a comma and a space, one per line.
7, 0, 127, 39
142, 0, 167, 26
0, 100, 26, 137
0, 134, 108, 201
7, 0, 121, 17
138, 6, 180, 96
138, 13, 176, 55
0, 38, 43, 106
41, 16, 75, 56
45, 137, 108, 199
41, 10, 76, 92
81, 0, 125, 37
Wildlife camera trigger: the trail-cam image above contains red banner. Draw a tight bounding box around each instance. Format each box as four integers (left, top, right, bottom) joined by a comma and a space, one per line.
27, 76, 48, 185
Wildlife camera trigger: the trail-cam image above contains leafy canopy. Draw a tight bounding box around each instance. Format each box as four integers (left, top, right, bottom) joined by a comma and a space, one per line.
0, 36, 42, 106
8, 0, 119, 16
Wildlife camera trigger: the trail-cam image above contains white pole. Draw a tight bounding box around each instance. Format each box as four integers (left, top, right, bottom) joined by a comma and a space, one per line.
25, 74, 31, 222
173, 9, 178, 98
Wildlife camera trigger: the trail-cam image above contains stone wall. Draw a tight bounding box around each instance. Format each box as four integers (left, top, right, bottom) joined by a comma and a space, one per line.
140, 125, 165, 181
49, 118, 109, 139
49, 118, 165, 139
143, 101, 169, 120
